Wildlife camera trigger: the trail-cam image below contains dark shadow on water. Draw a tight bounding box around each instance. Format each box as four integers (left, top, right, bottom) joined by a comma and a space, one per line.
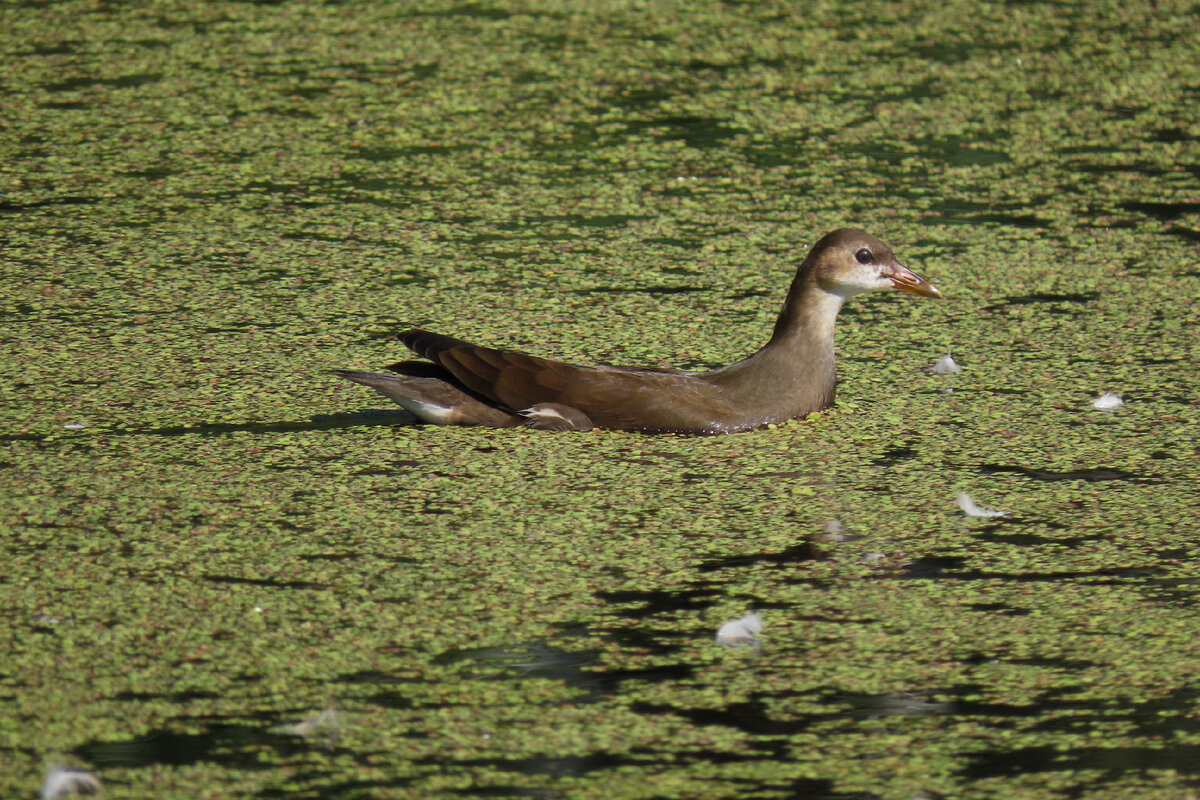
430, 638, 690, 697
622, 115, 746, 148
77, 717, 396, 799
0, 410, 418, 443
120, 166, 176, 179
919, 197, 1049, 229
364, 690, 415, 710
1168, 226, 1200, 244
873, 445, 918, 466
907, 39, 1011, 63
936, 683, 1110, 720
1069, 161, 1170, 178
898, 556, 968, 579
0, 195, 102, 213
698, 538, 825, 572
774, 777, 880, 799
657, 689, 956, 731
427, 750, 862, 800
972, 529, 1100, 547
18, 41, 79, 56
1121, 200, 1200, 221
988, 291, 1100, 308
450, 789, 557, 799
399, 3, 512, 20
113, 689, 220, 703
258, 778, 413, 800
834, 690, 954, 719
338, 669, 406, 684
204, 574, 326, 590
348, 144, 473, 162
434, 641, 596, 680
965, 741, 1200, 782
979, 464, 1154, 483
43, 72, 162, 92
979, 291, 1100, 317
496, 213, 650, 230
597, 585, 723, 618
898, 556, 1163, 582
850, 138, 1011, 167
432, 754, 861, 799
1142, 576, 1200, 607
604, 86, 676, 110
421, 752, 620, 778
634, 698, 815, 739
565, 284, 706, 296
955, 690, 1200, 782
595, 662, 694, 689
77, 726, 259, 769
965, 602, 1033, 616
75, 718, 355, 769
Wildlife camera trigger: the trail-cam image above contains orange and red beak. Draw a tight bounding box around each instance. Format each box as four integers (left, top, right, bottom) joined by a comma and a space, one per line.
887, 260, 943, 298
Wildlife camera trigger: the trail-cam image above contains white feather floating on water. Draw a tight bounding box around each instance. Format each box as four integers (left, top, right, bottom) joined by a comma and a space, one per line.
277, 707, 342, 748
817, 518, 846, 542
956, 493, 1008, 519
931, 354, 963, 393
716, 612, 763, 648
1092, 392, 1124, 411
40, 764, 100, 798
932, 354, 963, 375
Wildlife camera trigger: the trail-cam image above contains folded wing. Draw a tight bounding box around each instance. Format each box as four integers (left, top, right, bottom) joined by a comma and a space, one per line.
398, 329, 732, 433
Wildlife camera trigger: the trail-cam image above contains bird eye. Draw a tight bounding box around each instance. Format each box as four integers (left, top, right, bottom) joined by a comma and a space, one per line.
855, 248, 874, 265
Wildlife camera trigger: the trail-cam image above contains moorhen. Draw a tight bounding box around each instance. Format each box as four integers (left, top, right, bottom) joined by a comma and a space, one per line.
336, 228, 942, 433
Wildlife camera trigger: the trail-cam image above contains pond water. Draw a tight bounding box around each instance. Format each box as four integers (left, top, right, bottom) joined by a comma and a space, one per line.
2, 1, 1199, 798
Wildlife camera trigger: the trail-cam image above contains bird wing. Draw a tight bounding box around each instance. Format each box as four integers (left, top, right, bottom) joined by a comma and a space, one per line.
398, 328, 733, 432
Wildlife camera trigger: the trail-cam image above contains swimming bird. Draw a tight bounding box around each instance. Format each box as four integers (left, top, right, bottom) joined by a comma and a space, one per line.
336, 228, 941, 433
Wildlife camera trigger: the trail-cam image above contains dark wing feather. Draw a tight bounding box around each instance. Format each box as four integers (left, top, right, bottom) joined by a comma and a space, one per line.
399, 329, 479, 362
443, 347, 582, 412
440, 348, 507, 397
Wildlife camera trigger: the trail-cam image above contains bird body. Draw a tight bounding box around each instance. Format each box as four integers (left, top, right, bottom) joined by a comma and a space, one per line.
337, 228, 941, 434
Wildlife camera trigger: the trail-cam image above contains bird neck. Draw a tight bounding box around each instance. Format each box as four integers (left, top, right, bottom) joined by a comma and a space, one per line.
768, 269, 844, 350
706, 271, 845, 419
